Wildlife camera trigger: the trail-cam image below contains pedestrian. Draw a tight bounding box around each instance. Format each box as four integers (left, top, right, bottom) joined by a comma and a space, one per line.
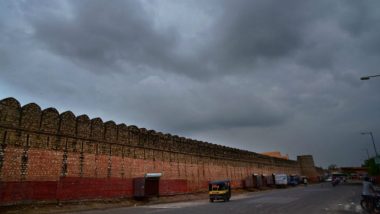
303, 177, 308, 186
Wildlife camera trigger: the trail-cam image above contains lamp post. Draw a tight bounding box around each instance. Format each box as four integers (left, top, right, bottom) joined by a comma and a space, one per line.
361, 132, 378, 157
360, 74, 380, 80
363, 148, 370, 159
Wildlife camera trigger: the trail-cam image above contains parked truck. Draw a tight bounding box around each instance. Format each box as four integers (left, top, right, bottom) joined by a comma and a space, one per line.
273, 173, 288, 187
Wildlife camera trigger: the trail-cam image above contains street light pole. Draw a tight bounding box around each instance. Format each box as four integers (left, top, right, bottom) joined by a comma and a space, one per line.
360, 74, 380, 80
361, 132, 378, 157
364, 148, 370, 159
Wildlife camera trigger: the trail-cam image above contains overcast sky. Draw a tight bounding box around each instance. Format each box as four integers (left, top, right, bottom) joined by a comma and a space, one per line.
1, 0, 380, 168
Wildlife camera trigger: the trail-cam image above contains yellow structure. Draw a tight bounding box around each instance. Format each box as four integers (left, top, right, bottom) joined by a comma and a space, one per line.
261, 151, 289, 160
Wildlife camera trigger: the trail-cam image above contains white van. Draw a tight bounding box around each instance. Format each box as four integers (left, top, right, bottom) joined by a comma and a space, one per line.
274, 174, 288, 187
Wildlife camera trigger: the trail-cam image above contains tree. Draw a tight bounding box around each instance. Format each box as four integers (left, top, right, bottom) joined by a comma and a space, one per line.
363, 158, 380, 176
328, 164, 337, 171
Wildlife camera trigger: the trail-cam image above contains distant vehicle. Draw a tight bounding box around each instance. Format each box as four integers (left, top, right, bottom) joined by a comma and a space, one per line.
208, 180, 231, 202
274, 174, 288, 187
332, 173, 347, 183
288, 175, 300, 186
325, 176, 332, 182
332, 178, 340, 187
349, 173, 359, 180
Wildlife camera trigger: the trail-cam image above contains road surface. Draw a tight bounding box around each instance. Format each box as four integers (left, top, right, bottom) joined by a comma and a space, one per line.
70, 183, 364, 214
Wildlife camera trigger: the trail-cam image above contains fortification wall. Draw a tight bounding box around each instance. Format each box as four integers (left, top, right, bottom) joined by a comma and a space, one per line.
0, 97, 301, 205
297, 155, 319, 181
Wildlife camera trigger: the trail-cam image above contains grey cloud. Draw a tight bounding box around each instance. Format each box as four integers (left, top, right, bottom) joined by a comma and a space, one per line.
136, 89, 289, 132
202, 0, 330, 72
338, 1, 377, 37
19, 0, 336, 79
89, 75, 292, 134
24, 0, 179, 74
338, 1, 380, 56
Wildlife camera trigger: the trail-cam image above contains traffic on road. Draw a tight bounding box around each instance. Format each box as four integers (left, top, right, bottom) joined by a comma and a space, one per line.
69, 182, 363, 214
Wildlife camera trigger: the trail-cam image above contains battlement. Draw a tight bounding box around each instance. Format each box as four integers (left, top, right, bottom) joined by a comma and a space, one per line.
0, 97, 298, 165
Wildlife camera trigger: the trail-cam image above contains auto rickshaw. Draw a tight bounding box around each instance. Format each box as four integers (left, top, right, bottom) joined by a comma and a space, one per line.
208, 180, 231, 202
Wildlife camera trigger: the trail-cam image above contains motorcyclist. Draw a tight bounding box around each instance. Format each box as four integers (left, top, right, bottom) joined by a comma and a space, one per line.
363, 176, 376, 196
362, 176, 377, 210
332, 177, 340, 186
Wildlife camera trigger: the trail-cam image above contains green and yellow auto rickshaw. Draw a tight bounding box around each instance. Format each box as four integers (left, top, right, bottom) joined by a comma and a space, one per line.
208, 180, 231, 202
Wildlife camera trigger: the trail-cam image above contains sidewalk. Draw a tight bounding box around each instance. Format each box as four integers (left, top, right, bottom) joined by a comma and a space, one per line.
1, 190, 244, 214
0, 185, 304, 214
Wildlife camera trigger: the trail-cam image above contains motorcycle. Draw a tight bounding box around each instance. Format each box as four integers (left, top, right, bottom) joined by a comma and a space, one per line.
332, 178, 340, 187
361, 195, 380, 213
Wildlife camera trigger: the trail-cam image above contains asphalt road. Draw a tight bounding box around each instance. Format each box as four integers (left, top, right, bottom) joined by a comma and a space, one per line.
70, 183, 364, 214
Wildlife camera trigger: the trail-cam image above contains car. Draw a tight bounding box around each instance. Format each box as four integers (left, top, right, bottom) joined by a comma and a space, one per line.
325, 176, 332, 182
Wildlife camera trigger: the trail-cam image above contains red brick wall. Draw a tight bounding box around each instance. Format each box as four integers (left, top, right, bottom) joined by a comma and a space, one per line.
0, 97, 304, 205
0, 181, 57, 203
159, 179, 188, 195
27, 148, 62, 181
1, 147, 23, 181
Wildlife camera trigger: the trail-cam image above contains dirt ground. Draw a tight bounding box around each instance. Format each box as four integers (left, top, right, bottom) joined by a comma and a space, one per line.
0, 189, 259, 214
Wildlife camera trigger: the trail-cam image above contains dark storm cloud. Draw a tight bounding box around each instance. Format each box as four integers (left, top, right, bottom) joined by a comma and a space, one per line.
24, 0, 180, 74
196, 0, 337, 74
203, 0, 380, 75
21, 0, 338, 78
213, 1, 312, 62
338, 1, 377, 37
338, 1, 380, 56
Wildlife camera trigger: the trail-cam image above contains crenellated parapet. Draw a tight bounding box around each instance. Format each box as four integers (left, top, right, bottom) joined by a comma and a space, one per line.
0, 97, 21, 128
76, 115, 91, 139
0, 97, 299, 166
116, 123, 128, 145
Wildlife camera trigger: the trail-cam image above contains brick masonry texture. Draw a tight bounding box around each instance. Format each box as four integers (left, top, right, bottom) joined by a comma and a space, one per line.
0, 97, 320, 205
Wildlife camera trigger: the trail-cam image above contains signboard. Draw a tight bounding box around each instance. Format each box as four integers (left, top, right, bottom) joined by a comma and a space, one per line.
145, 173, 162, 178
